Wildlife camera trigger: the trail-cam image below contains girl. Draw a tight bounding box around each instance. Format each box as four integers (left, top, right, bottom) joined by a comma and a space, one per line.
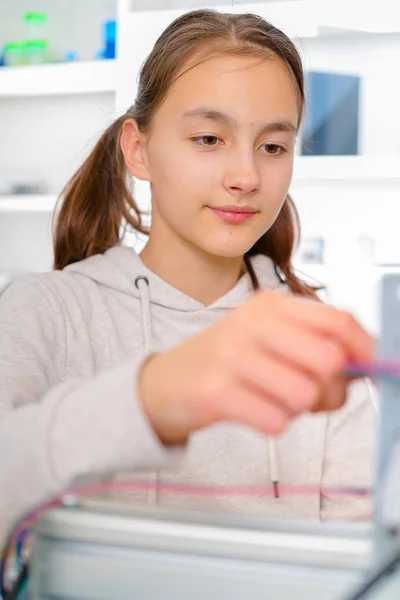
0, 10, 375, 542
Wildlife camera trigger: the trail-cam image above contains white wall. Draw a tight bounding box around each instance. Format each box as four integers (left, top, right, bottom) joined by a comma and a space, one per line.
0, 212, 53, 272
292, 177, 400, 334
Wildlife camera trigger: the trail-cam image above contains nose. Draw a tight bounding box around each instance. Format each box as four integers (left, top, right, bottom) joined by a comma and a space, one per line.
223, 148, 261, 196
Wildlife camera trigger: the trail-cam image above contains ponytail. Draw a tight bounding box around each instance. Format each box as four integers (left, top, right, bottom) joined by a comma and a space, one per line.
53, 116, 149, 270
246, 196, 322, 300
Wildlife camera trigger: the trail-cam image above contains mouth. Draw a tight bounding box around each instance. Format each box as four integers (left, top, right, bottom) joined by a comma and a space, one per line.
207, 205, 258, 224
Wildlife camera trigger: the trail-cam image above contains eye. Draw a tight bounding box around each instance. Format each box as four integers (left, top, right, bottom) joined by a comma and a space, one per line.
192, 135, 222, 147
259, 143, 285, 156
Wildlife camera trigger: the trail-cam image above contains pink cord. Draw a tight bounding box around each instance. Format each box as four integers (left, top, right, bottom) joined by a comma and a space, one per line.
15, 479, 371, 534
346, 358, 400, 379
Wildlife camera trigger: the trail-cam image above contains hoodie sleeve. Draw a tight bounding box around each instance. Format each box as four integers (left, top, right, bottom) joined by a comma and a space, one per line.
0, 277, 184, 540
320, 379, 377, 521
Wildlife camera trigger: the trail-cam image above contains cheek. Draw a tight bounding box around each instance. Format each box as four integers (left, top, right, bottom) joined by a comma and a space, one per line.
280, 161, 294, 195
261, 160, 293, 203
152, 145, 218, 195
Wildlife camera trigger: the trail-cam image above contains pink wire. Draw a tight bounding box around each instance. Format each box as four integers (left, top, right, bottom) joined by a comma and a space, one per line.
347, 358, 400, 378
14, 479, 372, 533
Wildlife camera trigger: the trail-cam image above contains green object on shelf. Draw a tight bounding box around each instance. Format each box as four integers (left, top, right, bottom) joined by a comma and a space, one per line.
23, 12, 48, 43
23, 39, 48, 64
4, 41, 24, 50
23, 12, 47, 23
3, 41, 25, 66
24, 40, 48, 49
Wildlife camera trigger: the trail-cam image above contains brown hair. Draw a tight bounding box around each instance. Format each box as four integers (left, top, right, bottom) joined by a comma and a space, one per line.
53, 9, 319, 298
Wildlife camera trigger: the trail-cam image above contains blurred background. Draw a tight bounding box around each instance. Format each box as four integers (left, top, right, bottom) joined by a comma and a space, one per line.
1, 0, 399, 336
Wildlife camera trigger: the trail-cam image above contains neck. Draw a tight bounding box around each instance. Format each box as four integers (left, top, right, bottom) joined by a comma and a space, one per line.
140, 235, 245, 306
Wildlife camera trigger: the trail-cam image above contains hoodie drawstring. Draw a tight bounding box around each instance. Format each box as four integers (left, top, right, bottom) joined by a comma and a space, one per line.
135, 276, 159, 505
135, 276, 152, 354
268, 438, 280, 498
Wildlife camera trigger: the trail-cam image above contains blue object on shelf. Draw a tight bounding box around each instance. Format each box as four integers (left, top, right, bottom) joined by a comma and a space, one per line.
301, 71, 360, 156
103, 19, 117, 59
64, 50, 78, 61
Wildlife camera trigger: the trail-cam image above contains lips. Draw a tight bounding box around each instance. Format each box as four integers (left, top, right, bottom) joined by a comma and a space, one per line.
208, 205, 257, 224
212, 205, 257, 214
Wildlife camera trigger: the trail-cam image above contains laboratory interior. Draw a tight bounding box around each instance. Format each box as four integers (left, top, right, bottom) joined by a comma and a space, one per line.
1, 0, 400, 598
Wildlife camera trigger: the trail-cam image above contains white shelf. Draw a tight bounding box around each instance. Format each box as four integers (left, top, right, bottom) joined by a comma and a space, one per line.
0, 195, 57, 213
292, 155, 400, 183
0, 60, 117, 97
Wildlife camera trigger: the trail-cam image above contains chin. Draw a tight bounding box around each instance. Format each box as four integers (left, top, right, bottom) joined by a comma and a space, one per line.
201, 239, 257, 259
198, 221, 270, 258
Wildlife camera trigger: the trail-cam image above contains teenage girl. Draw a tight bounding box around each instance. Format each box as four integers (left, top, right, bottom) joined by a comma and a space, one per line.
0, 10, 375, 542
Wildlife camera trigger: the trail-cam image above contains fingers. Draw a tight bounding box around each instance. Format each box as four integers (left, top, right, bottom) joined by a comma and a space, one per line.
310, 375, 347, 413
254, 319, 348, 385
234, 349, 321, 415
230, 343, 348, 415
253, 292, 374, 362
227, 296, 357, 417
219, 385, 291, 435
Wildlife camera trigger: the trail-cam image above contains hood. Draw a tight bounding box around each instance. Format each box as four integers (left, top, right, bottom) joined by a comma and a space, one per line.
65, 245, 284, 312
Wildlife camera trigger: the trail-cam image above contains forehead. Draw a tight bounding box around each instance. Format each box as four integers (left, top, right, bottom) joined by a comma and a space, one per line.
154, 53, 300, 127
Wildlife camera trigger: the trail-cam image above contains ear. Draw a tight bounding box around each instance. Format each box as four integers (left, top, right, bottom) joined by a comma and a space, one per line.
120, 119, 151, 182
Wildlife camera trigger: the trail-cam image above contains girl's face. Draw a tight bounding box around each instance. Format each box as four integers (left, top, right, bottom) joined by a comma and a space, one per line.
138, 53, 299, 259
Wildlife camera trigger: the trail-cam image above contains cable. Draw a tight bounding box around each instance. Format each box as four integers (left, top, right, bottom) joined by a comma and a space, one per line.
0, 525, 19, 598
0, 495, 59, 598
364, 377, 379, 415
3, 562, 29, 600
346, 358, 400, 382
345, 545, 400, 600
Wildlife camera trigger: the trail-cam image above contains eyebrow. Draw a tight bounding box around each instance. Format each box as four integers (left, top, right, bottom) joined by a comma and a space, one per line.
180, 108, 298, 135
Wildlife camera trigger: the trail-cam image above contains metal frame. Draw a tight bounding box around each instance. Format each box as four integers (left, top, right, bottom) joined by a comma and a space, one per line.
30, 504, 372, 599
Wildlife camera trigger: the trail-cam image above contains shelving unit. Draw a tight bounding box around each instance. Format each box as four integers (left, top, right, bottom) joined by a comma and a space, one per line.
0, 5, 119, 272
0, 1, 120, 270
0, 60, 117, 97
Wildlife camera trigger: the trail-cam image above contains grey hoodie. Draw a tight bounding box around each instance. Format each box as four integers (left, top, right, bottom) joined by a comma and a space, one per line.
0, 246, 376, 543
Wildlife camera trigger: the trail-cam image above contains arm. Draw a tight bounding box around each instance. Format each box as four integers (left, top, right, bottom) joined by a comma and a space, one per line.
320, 379, 377, 521
0, 278, 182, 541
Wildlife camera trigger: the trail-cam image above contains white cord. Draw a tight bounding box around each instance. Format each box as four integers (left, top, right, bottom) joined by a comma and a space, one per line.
365, 377, 379, 415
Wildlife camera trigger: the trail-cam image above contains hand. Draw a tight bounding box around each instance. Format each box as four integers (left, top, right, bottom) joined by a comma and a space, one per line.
138, 290, 373, 445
